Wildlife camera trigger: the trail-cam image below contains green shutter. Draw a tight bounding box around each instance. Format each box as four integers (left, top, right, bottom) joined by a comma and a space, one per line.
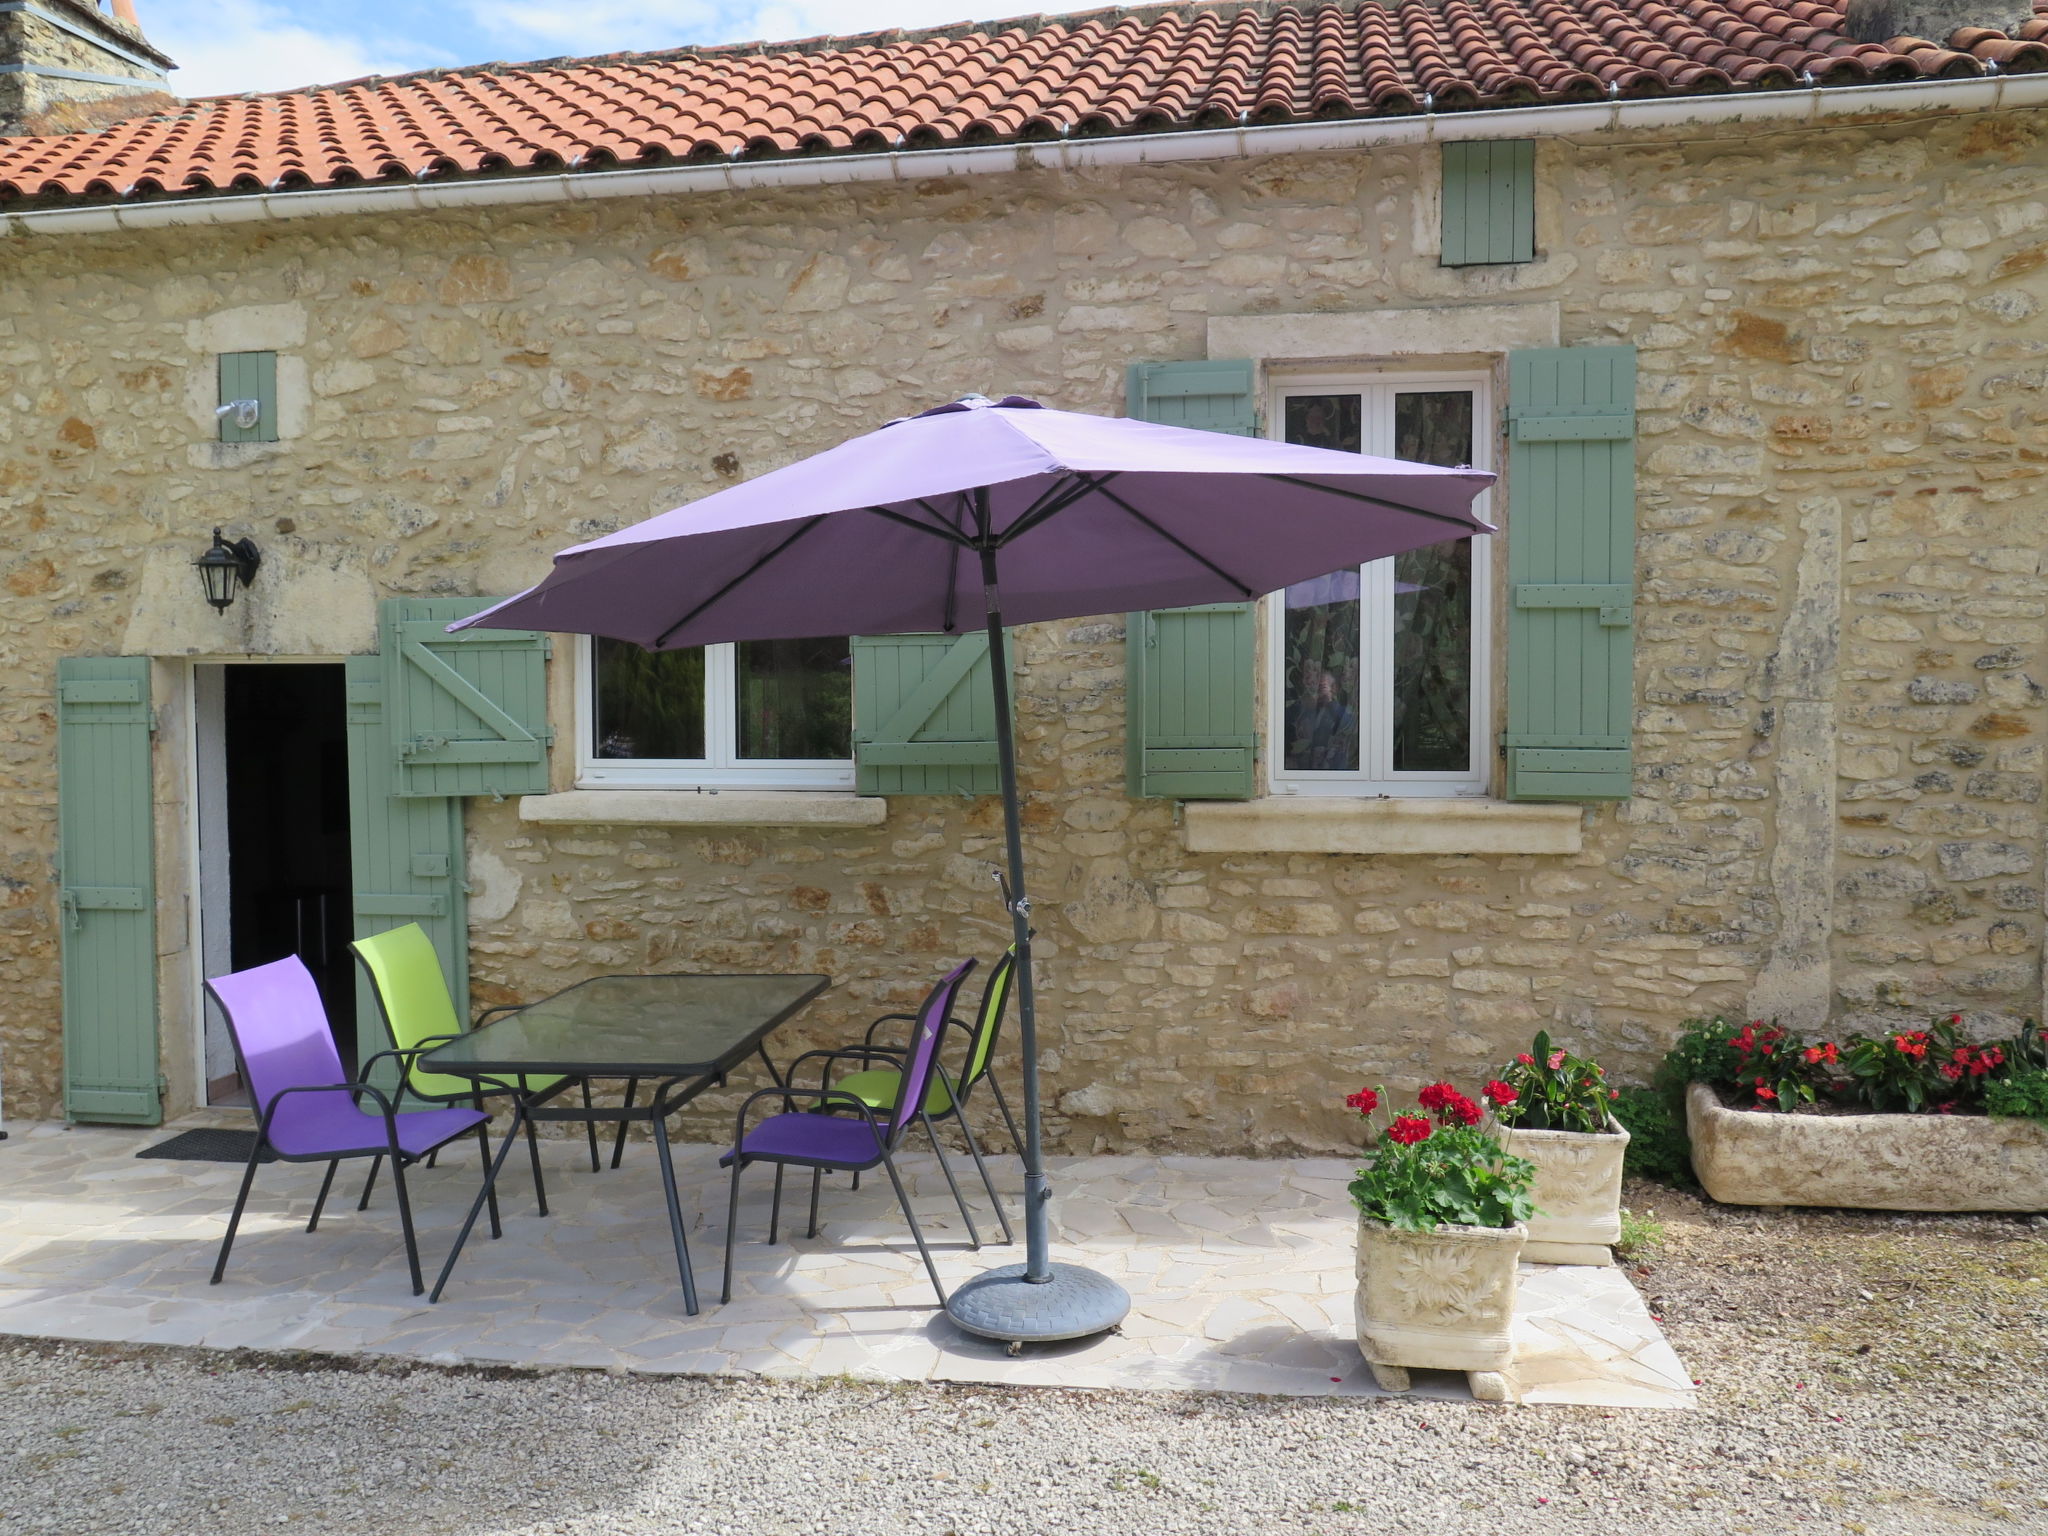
383, 597, 552, 799
58, 657, 161, 1124
347, 653, 468, 1052
1442, 141, 1536, 266
1504, 345, 1637, 801
1125, 359, 1256, 437
217, 351, 279, 443
1126, 603, 1257, 799
852, 632, 1010, 795
1124, 358, 1259, 800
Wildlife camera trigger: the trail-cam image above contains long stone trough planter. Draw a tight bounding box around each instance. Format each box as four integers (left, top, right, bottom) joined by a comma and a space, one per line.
1687, 1082, 2048, 1213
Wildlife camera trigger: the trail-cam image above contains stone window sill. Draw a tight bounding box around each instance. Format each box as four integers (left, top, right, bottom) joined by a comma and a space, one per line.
519, 790, 888, 828
1183, 797, 1583, 856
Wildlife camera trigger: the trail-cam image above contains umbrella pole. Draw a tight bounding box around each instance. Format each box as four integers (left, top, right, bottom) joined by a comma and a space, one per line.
943, 541, 1130, 1347
975, 553, 1052, 1283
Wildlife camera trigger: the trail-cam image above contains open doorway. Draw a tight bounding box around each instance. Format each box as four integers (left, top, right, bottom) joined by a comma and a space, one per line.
196, 663, 354, 1105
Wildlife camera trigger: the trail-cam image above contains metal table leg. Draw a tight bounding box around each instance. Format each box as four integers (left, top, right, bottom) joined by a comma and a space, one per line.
648, 1080, 700, 1316
431, 1097, 528, 1303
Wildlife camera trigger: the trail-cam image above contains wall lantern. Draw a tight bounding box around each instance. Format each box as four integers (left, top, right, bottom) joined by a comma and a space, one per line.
194, 528, 261, 613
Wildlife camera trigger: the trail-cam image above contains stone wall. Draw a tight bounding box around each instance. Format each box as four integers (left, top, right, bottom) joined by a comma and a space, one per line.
0, 5, 173, 138
1, 106, 2044, 1150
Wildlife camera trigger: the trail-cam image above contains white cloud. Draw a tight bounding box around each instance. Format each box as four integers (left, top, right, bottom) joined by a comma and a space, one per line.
471, 0, 1005, 57
143, 0, 433, 97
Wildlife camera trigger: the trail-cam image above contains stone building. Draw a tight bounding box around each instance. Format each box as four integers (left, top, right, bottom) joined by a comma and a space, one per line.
1, 0, 2046, 1154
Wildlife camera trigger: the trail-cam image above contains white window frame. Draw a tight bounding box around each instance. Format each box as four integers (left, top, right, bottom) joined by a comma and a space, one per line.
574, 634, 856, 791
1265, 369, 1494, 799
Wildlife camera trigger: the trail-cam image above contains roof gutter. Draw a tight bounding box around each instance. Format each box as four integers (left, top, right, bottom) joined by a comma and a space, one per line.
6, 70, 2046, 239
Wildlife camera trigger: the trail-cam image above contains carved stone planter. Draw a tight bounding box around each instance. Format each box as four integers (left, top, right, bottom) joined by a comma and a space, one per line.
1354, 1217, 1523, 1403
1502, 1116, 1630, 1265
1687, 1082, 2048, 1212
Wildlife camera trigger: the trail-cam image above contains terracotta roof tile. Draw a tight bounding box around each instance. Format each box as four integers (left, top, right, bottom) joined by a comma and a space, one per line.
4, 0, 2046, 205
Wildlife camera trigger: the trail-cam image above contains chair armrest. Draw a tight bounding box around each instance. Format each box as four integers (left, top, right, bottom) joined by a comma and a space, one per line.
256, 1080, 400, 1152
472, 1004, 522, 1025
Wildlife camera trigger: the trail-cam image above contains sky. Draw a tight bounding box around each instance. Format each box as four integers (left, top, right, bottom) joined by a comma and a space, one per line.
136, 0, 1011, 97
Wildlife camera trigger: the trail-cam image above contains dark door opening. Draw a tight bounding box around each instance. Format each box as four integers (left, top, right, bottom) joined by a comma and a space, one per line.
200, 663, 354, 1103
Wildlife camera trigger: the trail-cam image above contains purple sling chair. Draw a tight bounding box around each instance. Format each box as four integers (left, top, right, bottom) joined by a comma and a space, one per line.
206, 955, 498, 1296
721, 958, 976, 1307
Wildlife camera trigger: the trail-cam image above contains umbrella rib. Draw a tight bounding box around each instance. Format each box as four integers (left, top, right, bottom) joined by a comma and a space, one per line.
993, 473, 1100, 547
866, 504, 973, 545
653, 515, 828, 647
1086, 478, 1255, 599
1261, 475, 1483, 534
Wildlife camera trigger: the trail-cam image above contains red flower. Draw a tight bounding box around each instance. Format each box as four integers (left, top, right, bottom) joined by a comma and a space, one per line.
1893, 1033, 1929, 1059
1444, 1094, 1484, 1128
1345, 1087, 1380, 1116
1483, 1079, 1519, 1108
1939, 1063, 1964, 1082
1386, 1115, 1433, 1146
1802, 1042, 1839, 1067
1516, 1053, 1536, 1067
1610, 1088, 1620, 1099
1951, 1014, 1963, 1025
1417, 1082, 1458, 1111
1754, 1082, 1778, 1102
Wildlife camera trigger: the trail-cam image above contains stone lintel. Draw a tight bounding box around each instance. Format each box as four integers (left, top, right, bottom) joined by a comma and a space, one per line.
520, 790, 887, 828
1183, 797, 1582, 856
1207, 301, 1562, 367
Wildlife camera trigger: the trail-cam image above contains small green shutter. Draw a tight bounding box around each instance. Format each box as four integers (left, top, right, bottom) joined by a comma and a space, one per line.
852, 632, 1010, 795
1126, 603, 1257, 799
346, 653, 468, 1046
1125, 359, 1256, 437
1442, 141, 1536, 267
58, 657, 161, 1124
217, 351, 279, 443
1124, 358, 1259, 800
383, 597, 552, 799
1504, 345, 1637, 801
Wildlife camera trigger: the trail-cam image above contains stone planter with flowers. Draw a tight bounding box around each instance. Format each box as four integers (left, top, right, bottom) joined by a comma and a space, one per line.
1672, 1014, 2048, 1213
1344, 1082, 1537, 1403
1489, 1032, 1630, 1265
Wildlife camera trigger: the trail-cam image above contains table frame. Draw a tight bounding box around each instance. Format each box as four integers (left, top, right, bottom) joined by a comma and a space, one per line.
421, 972, 829, 1314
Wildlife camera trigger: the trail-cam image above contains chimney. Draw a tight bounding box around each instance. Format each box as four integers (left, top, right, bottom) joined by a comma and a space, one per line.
1, 0, 176, 138
1842, 0, 2036, 45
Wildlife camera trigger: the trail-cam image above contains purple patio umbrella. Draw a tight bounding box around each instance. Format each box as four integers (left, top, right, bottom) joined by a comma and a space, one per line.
456, 394, 1494, 1344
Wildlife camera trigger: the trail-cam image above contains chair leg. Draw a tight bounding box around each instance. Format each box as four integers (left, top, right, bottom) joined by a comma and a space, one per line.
807, 1167, 823, 1240
880, 1151, 947, 1308
611, 1077, 637, 1170
721, 1157, 746, 1305
356, 1154, 381, 1211
426, 1147, 439, 1169
474, 1123, 503, 1241
390, 1156, 425, 1297
580, 1079, 601, 1173
955, 1109, 1014, 1245
523, 1105, 548, 1217
306, 1160, 340, 1234
210, 1140, 265, 1285
921, 1114, 981, 1251
988, 1074, 1024, 1156
768, 1164, 786, 1246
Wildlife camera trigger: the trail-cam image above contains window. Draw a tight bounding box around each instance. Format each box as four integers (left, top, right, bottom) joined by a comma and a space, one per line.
217, 351, 279, 443
1440, 141, 1536, 267
1267, 373, 1493, 798
576, 635, 855, 789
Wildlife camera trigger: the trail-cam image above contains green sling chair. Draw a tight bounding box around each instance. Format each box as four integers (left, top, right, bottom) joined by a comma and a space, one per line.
791, 947, 1022, 1244
350, 922, 601, 1217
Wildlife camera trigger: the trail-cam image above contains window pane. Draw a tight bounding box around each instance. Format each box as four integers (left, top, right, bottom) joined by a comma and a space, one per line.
1391, 391, 1476, 773
1282, 580, 1362, 771
737, 637, 852, 760
1283, 394, 1362, 454
594, 639, 705, 759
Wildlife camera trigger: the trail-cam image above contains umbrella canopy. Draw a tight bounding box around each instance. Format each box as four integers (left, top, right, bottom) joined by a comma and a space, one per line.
457, 394, 1495, 1342
460, 396, 1494, 647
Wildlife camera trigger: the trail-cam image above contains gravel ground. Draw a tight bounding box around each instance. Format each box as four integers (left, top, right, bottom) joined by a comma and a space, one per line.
4, 1183, 2045, 1536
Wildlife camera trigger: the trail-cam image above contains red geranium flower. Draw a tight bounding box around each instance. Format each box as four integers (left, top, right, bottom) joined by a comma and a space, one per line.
1483, 1079, 1518, 1108
1345, 1087, 1380, 1116
1417, 1082, 1457, 1112
1386, 1115, 1433, 1146
1444, 1094, 1483, 1128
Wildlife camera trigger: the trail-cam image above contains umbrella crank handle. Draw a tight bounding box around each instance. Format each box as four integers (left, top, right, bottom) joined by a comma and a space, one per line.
990, 866, 1035, 932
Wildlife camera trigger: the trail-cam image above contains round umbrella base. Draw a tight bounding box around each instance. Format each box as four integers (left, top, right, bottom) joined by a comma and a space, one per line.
946, 1262, 1131, 1346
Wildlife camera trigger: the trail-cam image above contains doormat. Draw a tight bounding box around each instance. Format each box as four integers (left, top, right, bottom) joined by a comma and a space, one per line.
137, 1128, 274, 1164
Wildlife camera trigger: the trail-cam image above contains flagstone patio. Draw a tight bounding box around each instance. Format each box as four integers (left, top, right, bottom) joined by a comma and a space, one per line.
0, 1118, 1692, 1408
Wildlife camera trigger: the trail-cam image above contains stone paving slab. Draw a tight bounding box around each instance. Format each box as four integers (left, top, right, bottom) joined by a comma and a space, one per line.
0, 1120, 1694, 1408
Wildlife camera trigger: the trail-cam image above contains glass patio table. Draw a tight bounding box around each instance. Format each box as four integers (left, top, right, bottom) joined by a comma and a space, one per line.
420, 972, 829, 1314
